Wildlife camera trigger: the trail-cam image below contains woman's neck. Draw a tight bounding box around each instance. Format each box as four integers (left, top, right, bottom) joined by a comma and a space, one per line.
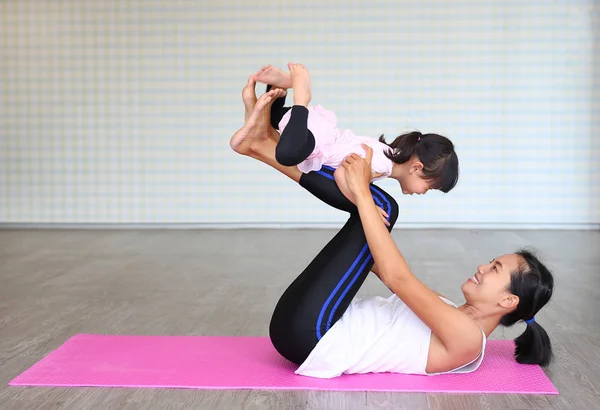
458, 304, 502, 338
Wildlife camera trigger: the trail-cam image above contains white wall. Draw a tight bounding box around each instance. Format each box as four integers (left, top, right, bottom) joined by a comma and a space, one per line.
1, 0, 598, 228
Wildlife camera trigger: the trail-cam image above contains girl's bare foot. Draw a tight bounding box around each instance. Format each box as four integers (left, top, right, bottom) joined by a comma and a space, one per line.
242, 75, 257, 121
288, 62, 311, 107
230, 89, 285, 154
253, 65, 293, 89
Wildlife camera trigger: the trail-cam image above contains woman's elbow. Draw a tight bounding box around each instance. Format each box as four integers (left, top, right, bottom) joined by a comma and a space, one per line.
381, 267, 410, 289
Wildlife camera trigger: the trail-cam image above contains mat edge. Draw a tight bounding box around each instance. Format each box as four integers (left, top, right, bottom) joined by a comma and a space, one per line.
6, 383, 559, 394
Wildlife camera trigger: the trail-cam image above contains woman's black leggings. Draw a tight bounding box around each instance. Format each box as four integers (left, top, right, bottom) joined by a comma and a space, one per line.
268, 165, 399, 365
267, 85, 316, 167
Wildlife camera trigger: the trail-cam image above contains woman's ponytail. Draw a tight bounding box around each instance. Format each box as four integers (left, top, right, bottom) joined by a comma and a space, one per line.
514, 319, 553, 366
501, 248, 554, 366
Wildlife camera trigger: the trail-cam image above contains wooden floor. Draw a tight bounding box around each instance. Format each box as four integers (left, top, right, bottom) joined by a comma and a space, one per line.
0, 228, 599, 409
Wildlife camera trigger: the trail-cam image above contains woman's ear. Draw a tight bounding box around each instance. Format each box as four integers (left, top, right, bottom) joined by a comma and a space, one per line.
499, 294, 520, 310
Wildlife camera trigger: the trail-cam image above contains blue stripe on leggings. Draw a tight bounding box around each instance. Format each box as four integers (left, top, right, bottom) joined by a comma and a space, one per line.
315, 243, 370, 339
314, 165, 392, 339
326, 253, 373, 330
368, 185, 392, 220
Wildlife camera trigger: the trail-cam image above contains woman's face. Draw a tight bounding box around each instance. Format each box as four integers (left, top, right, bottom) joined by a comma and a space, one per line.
461, 253, 523, 306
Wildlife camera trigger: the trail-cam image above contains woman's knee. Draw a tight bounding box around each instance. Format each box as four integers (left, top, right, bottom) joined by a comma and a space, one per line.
269, 312, 313, 365
369, 186, 399, 229
387, 196, 399, 228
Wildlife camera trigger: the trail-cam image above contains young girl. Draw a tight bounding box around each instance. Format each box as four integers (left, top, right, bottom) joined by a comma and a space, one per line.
252, 63, 460, 205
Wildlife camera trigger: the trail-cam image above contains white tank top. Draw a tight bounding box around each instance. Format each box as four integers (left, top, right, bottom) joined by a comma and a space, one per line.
295, 295, 486, 378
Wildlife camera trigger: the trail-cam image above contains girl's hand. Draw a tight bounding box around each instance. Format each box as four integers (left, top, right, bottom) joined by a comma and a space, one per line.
341, 144, 374, 198
377, 207, 390, 227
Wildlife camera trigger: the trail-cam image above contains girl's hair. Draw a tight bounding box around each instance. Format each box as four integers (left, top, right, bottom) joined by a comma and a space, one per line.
501, 248, 554, 366
379, 131, 459, 193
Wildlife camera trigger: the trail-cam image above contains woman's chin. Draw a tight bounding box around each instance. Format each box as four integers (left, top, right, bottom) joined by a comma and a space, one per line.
461, 281, 474, 296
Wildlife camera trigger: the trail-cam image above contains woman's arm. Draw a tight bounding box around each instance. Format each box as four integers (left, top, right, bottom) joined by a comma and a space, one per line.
334, 165, 390, 226
333, 167, 357, 206
370, 263, 385, 281
341, 147, 482, 361
371, 262, 447, 299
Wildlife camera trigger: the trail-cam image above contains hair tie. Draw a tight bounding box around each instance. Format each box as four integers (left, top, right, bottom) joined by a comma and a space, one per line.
417, 136, 421, 142
525, 317, 535, 325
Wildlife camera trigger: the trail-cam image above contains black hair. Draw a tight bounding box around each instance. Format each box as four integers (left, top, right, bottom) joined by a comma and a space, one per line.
501, 248, 554, 366
378, 131, 459, 193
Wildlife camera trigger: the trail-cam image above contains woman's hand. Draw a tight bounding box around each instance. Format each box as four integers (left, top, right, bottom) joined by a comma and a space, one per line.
341, 144, 374, 199
334, 163, 390, 226
342, 145, 390, 225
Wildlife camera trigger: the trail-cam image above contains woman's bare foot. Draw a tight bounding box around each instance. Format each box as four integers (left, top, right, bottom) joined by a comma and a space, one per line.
253, 65, 293, 89
269, 127, 281, 143
288, 62, 311, 106
230, 89, 285, 154
242, 75, 257, 121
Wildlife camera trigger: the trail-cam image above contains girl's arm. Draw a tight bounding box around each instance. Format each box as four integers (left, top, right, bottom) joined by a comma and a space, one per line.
342, 147, 482, 363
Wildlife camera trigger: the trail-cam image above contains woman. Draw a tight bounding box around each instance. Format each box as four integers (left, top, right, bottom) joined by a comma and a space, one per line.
231, 79, 554, 378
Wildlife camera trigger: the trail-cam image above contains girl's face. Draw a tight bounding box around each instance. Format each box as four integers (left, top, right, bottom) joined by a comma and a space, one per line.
398, 161, 432, 195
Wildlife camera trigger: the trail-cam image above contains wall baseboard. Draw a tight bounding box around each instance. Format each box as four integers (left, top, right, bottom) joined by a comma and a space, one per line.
0, 223, 598, 230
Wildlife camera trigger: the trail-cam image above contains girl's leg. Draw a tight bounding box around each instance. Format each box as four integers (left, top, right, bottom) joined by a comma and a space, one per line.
269, 187, 399, 364
253, 65, 315, 166
276, 105, 315, 166
267, 86, 315, 167
274, 64, 315, 166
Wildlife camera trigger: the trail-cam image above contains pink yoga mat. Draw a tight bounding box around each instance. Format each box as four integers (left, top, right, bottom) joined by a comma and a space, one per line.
9, 334, 557, 394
